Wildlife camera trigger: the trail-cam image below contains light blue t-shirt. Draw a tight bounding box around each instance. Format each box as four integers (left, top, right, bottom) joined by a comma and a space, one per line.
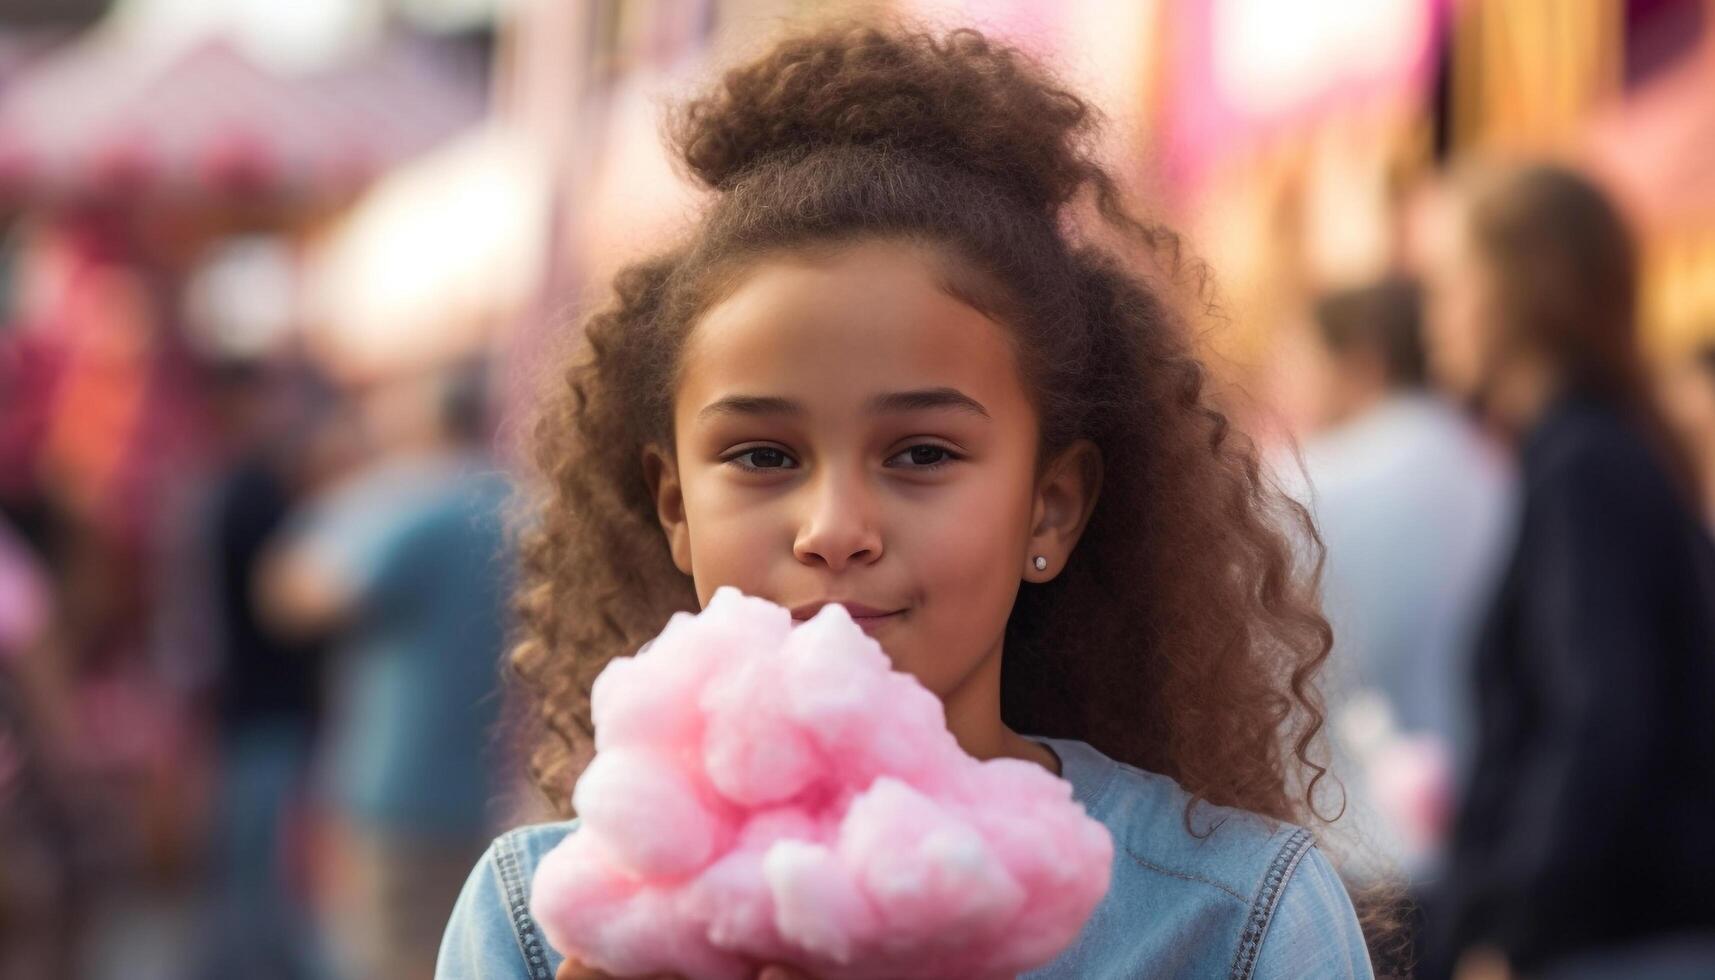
291, 452, 513, 839
436, 737, 1373, 978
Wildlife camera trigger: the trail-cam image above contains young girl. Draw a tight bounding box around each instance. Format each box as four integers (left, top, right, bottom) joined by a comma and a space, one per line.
439, 24, 1374, 980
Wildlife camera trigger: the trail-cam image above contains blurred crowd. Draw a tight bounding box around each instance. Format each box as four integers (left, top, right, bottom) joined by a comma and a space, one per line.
0, 5, 522, 979
0, 2, 1712, 979
1288, 164, 1715, 979
0, 219, 519, 980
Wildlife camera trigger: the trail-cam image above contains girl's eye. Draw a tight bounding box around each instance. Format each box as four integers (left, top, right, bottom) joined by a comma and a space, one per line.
886, 444, 960, 469
724, 446, 798, 472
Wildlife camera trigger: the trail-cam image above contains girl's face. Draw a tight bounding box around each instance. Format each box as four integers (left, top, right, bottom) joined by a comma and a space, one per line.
646, 240, 1096, 702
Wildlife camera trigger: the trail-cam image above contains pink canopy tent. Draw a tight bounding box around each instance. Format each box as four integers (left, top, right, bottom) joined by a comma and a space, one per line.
1158, 0, 1447, 193
0, 32, 485, 202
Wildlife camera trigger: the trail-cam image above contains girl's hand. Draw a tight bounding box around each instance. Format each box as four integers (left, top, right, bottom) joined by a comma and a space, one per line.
556, 960, 818, 980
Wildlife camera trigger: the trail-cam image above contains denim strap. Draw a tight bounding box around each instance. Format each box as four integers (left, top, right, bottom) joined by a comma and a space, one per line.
495, 831, 555, 980
1229, 827, 1315, 980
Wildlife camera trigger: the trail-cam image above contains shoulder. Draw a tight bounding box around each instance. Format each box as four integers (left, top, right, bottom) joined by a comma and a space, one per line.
1103, 764, 1372, 979
1034, 741, 1372, 978
1520, 402, 1693, 559
1526, 400, 1672, 504
432, 464, 514, 522
1095, 757, 1314, 911
490, 820, 579, 888
436, 821, 577, 980
1248, 843, 1373, 979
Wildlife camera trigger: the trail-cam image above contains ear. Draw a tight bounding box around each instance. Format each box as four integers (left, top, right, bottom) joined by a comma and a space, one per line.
642, 443, 694, 575
1025, 439, 1102, 582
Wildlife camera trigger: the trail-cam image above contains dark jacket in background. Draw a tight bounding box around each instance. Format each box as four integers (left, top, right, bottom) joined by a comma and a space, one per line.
1433, 395, 1715, 974
212, 457, 322, 732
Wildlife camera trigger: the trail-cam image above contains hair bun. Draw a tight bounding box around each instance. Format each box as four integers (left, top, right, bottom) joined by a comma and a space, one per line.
672, 26, 1098, 212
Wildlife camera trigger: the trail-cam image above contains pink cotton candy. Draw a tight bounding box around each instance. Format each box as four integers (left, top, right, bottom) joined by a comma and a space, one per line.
531, 587, 1113, 979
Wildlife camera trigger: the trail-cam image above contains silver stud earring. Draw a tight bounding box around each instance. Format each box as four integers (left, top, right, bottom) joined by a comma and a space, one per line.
1032, 555, 1048, 571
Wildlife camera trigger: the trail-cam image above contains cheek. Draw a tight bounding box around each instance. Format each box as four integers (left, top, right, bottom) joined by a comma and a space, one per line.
882, 471, 1032, 693
915, 493, 1024, 574
679, 477, 793, 603
905, 464, 1035, 612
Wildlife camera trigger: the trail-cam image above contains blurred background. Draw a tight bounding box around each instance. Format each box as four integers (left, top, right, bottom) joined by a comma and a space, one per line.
0, 1, 1711, 978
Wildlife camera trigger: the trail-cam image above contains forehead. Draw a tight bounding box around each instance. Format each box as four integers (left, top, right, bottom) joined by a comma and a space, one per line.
677, 242, 1028, 420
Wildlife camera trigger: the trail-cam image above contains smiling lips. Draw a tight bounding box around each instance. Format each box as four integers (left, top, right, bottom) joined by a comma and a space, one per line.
790, 600, 906, 632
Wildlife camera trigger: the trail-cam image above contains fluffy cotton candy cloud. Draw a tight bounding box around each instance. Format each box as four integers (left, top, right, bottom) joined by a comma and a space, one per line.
531, 587, 1113, 979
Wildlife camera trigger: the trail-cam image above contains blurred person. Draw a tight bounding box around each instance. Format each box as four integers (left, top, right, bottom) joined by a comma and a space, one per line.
0, 316, 66, 557
262, 359, 512, 980
0, 514, 79, 980
11, 214, 215, 887
1659, 343, 1715, 531
1295, 278, 1514, 886
176, 359, 331, 980
1418, 164, 1715, 980
0, 214, 218, 977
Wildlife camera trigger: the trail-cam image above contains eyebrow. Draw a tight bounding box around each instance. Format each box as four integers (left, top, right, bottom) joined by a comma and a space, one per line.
696, 386, 991, 422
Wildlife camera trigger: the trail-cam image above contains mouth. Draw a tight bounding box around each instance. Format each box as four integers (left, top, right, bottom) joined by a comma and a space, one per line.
790, 600, 907, 633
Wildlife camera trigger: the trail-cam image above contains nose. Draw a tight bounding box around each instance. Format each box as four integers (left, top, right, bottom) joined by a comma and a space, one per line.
792, 466, 883, 572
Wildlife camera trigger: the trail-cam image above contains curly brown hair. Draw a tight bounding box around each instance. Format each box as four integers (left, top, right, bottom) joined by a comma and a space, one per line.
510, 20, 1385, 954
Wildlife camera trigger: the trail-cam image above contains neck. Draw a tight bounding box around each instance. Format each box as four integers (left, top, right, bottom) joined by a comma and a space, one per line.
938, 635, 1061, 775
1319, 359, 1392, 431
1326, 387, 1395, 431
1485, 355, 1562, 440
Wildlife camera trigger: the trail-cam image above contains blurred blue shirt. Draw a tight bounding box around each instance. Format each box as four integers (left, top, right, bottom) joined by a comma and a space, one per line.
1298, 394, 1515, 755
290, 451, 512, 839
1285, 394, 1516, 880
